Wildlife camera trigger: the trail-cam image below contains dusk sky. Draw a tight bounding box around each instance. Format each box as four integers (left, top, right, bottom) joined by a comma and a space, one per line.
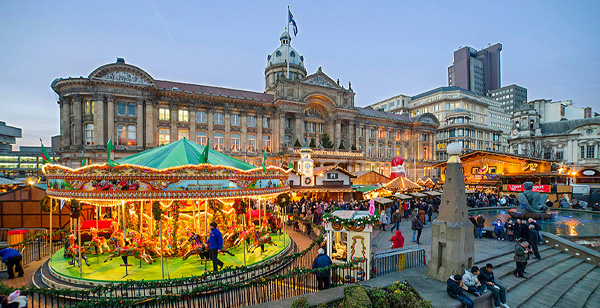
1, 1, 599, 148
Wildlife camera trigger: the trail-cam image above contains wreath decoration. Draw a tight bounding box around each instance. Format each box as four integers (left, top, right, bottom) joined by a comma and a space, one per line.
275, 193, 291, 209
305, 177, 312, 185
70, 199, 81, 219
39, 196, 57, 213
322, 207, 380, 228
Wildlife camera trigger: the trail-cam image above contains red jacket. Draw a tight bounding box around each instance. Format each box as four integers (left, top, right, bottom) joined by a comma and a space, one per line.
390, 230, 404, 249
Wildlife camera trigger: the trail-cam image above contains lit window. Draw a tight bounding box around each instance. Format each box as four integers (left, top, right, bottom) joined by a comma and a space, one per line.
404, 131, 410, 141
196, 111, 207, 124
247, 116, 256, 128
178, 110, 189, 122
214, 113, 224, 125
196, 131, 207, 145
231, 133, 240, 151
214, 133, 224, 151
396, 132, 401, 141
117, 125, 136, 146
85, 124, 94, 145
159, 128, 170, 145
159, 108, 170, 121
263, 135, 271, 152
178, 130, 189, 140
247, 135, 256, 152
85, 101, 94, 114
231, 114, 240, 127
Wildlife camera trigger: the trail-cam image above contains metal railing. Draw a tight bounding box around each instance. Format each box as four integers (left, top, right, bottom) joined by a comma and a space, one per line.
0, 229, 66, 273
371, 245, 427, 278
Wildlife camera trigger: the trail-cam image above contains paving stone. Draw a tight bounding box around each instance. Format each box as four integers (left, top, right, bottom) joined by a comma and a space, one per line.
526, 262, 596, 307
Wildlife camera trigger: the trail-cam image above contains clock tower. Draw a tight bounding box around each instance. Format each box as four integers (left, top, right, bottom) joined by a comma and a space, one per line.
297, 147, 315, 186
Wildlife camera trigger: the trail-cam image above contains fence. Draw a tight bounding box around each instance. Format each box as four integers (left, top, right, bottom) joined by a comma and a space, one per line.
371, 245, 427, 278
0, 228, 66, 273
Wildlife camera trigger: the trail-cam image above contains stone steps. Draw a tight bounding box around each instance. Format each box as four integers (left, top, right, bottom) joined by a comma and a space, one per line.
554, 266, 600, 308
475, 245, 554, 270
497, 252, 572, 287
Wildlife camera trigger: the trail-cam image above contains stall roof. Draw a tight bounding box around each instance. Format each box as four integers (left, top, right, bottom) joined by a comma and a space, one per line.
381, 177, 422, 191
410, 192, 428, 198
424, 191, 442, 196
392, 193, 413, 200
353, 185, 380, 193
372, 197, 393, 204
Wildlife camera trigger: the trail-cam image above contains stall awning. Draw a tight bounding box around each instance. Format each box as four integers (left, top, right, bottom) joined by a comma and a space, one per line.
353, 185, 380, 193
424, 191, 442, 196
465, 190, 477, 194
372, 197, 393, 204
392, 193, 413, 200
410, 192, 428, 198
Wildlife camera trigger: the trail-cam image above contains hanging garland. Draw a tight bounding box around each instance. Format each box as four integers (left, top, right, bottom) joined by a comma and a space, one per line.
322, 207, 380, 228
275, 193, 291, 209
39, 196, 58, 212
70, 199, 81, 219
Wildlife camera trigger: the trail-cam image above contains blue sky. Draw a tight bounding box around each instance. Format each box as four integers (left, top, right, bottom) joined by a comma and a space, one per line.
1, 0, 599, 147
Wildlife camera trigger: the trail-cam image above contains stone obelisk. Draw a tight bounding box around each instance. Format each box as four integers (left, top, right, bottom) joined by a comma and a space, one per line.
427, 142, 474, 281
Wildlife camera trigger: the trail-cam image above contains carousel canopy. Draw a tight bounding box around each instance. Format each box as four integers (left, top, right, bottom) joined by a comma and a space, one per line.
115, 138, 255, 170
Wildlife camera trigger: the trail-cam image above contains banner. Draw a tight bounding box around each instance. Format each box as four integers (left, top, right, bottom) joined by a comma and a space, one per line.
507, 184, 550, 193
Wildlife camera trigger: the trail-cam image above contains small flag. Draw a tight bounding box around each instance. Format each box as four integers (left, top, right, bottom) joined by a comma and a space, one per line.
288, 159, 294, 170
288, 7, 298, 36
199, 138, 210, 164
60, 199, 65, 212
81, 150, 85, 167
107, 138, 117, 166
40, 138, 53, 164
262, 148, 267, 173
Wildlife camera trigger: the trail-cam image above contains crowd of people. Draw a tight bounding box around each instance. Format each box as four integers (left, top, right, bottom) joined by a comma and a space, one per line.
467, 191, 600, 211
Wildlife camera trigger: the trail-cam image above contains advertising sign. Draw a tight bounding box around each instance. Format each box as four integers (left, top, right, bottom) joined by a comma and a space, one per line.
506, 184, 550, 193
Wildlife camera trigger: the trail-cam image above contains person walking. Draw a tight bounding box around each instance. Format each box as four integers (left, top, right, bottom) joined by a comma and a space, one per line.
390, 230, 404, 249
411, 214, 424, 244
0, 248, 24, 279
478, 263, 510, 308
206, 222, 224, 271
403, 202, 409, 218
379, 211, 388, 231
385, 205, 392, 225
475, 215, 485, 238
391, 209, 402, 232
312, 248, 332, 290
514, 241, 530, 278
427, 203, 433, 222
418, 208, 426, 225
446, 275, 474, 308
527, 225, 541, 260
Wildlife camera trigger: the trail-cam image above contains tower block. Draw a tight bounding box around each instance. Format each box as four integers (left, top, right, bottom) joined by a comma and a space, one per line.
427, 143, 474, 281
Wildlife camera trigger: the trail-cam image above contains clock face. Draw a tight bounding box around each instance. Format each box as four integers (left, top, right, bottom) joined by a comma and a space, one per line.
511, 129, 518, 136
305, 163, 311, 169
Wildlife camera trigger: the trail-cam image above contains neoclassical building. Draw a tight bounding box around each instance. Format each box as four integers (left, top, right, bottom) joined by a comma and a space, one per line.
51, 31, 439, 178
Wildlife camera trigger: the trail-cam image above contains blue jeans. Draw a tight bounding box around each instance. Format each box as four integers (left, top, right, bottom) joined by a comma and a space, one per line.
494, 228, 505, 239
487, 283, 506, 306
456, 294, 474, 308
412, 230, 417, 242
391, 222, 400, 231
468, 284, 487, 294
476, 227, 483, 238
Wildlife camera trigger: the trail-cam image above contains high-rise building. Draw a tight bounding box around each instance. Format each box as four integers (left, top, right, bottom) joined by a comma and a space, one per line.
448, 44, 502, 96
0, 122, 59, 178
0, 121, 21, 152
487, 84, 527, 113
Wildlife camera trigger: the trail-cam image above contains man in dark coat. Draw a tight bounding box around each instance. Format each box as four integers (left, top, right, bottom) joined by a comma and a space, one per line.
0, 248, 23, 279
519, 220, 530, 242
391, 209, 402, 232
206, 222, 224, 271
312, 248, 332, 290
478, 263, 509, 308
446, 275, 474, 308
514, 241, 530, 278
411, 215, 424, 244
475, 215, 485, 238
528, 225, 541, 259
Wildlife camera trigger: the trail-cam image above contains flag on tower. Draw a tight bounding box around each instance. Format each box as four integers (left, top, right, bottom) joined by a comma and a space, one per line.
262, 148, 267, 173
199, 138, 210, 164
81, 150, 85, 167
107, 138, 117, 166
40, 138, 53, 164
288, 7, 298, 36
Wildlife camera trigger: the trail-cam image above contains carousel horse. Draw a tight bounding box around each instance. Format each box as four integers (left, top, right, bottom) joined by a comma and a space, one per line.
182, 233, 210, 261
66, 234, 90, 267
103, 236, 153, 264
234, 228, 254, 247
269, 217, 282, 235
248, 230, 277, 253
87, 227, 111, 254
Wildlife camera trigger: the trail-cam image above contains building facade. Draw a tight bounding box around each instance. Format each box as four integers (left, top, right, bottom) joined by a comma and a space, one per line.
0, 121, 21, 152
0, 122, 59, 178
487, 84, 527, 113
448, 44, 502, 96
508, 102, 600, 175
51, 31, 439, 179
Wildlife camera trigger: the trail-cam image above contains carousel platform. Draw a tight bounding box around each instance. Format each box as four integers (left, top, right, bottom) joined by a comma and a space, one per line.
507, 208, 559, 220
34, 233, 291, 289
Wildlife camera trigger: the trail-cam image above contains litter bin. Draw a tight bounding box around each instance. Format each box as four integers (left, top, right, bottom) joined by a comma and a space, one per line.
7, 230, 26, 249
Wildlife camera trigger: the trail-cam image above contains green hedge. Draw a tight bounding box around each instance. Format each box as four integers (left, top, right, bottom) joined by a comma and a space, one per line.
344, 285, 372, 308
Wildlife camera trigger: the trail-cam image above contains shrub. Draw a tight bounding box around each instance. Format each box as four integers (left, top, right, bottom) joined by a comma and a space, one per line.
291, 297, 309, 308
343, 285, 372, 308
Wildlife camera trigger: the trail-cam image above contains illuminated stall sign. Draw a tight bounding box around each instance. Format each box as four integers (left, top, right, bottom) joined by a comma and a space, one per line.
507, 184, 550, 193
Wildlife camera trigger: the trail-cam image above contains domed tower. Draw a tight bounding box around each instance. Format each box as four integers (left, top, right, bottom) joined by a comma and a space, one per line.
265, 30, 307, 93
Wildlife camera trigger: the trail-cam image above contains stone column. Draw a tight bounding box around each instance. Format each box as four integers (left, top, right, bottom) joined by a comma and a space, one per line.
145, 101, 154, 147
190, 107, 197, 142
93, 95, 104, 147
279, 113, 285, 151
428, 144, 474, 281
72, 95, 82, 147
257, 113, 263, 151
106, 96, 115, 147
348, 122, 355, 149
295, 117, 304, 146
335, 121, 341, 148
170, 103, 177, 141
59, 97, 71, 149
136, 99, 143, 147
224, 111, 231, 152
207, 109, 214, 143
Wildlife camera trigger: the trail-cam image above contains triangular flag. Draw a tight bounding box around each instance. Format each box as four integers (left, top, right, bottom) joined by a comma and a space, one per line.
107, 138, 117, 166
288, 159, 294, 170
199, 138, 210, 164
40, 138, 53, 164
81, 150, 86, 167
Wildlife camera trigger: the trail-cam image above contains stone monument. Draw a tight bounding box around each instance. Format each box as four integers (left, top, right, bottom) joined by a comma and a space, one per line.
427, 142, 474, 281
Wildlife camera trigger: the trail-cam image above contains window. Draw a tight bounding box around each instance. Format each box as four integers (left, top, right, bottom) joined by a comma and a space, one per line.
581, 146, 586, 159
396, 132, 401, 141
214, 113, 224, 125
159, 128, 170, 145
422, 134, 428, 142
359, 127, 364, 137
326, 173, 338, 180
285, 135, 291, 147
404, 131, 410, 141
117, 102, 127, 116
231, 133, 240, 151
85, 101, 94, 114
117, 125, 136, 146
386, 131, 391, 139
128, 103, 136, 117
423, 147, 428, 160
178, 110, 189, 122
85, 124, 94, 145
318, 123, 323, 133
556, 149, 564, 160
247, 135, 256, 152
378, 129, 384, 139
247, 116, 256, 128
178, 130, 189, 140
263, 135, 271, 152
587, 145, 595, 159
285, 118, 291, 129
231, 114, 240, 126
262, 117, 271, 129
369, 144, 373, 157
196, 111, 207, 124
214, 133, 224, 151
196, 131, 207, 145
396, 146, 400, 156
308, 122, 315, 133
387, 145, 392, 158
159, 108, 170, 121
378, 145, 383, 158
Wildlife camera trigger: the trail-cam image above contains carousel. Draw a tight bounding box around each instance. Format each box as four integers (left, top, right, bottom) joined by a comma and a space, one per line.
41, 139, 291, 284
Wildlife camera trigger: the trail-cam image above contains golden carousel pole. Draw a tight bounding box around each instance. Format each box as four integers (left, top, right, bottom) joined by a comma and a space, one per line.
49, 198, 53, 264
139, 201, 143, 235
77, 205, 82, 278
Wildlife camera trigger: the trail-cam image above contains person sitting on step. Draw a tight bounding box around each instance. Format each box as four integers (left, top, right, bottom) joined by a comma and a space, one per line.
446, 274, 474, 308
478, 263, 510, 308
463, 266, 487, 296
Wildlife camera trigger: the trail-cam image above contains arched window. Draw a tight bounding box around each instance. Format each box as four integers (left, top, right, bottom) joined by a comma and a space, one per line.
276, 50, 282, 57
515, 121, 520, 128
529, 119, 535, 130
290, 51, 296, 58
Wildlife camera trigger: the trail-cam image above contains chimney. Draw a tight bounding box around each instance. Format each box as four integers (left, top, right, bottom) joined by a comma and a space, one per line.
585, 107, 592, 118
